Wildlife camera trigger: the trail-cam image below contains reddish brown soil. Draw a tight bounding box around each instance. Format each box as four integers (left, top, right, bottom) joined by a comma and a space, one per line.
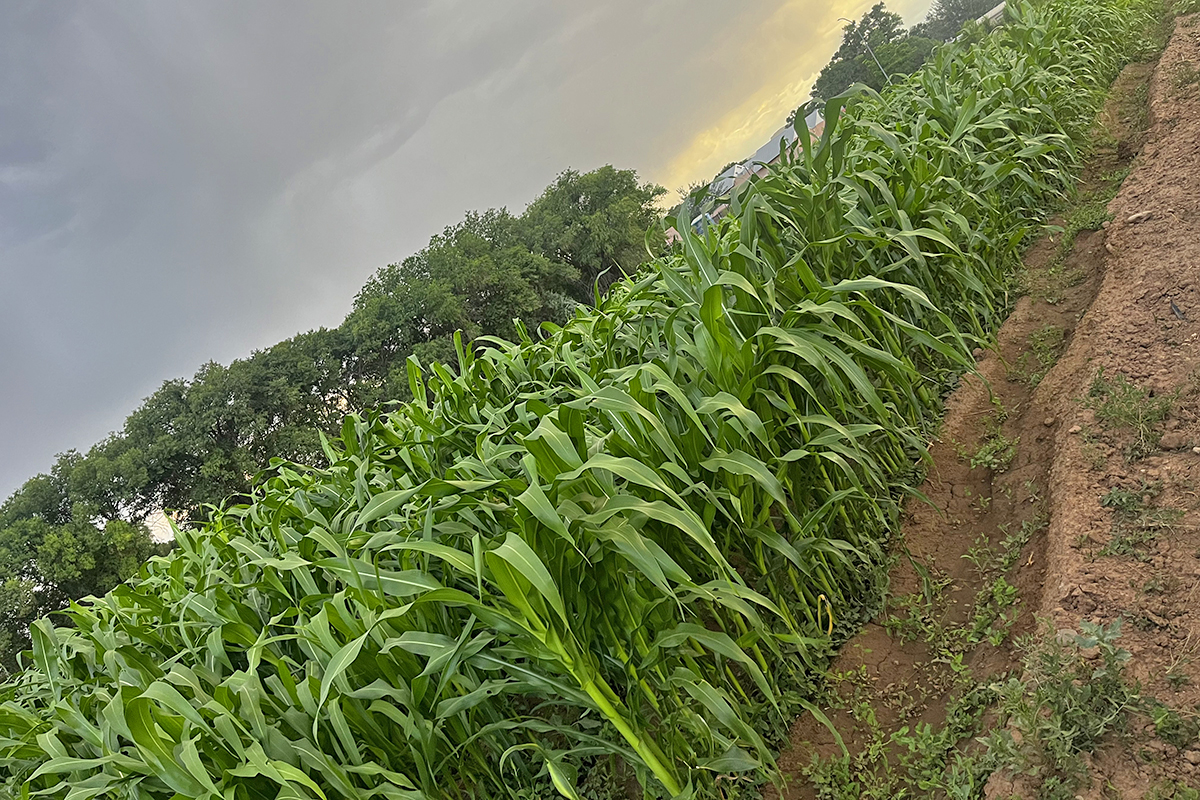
1017, 12, 1200, 797
771, 13, 1200, 799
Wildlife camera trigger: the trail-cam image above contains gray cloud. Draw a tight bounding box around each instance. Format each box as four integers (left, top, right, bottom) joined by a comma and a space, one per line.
0, 0, 931, 497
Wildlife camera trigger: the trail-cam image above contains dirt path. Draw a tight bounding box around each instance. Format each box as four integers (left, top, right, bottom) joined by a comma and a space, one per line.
771, 12, 1200, 799
1025, 11, 1200, 797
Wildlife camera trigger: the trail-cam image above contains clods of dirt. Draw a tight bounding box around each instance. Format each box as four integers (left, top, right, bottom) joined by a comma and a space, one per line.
1035, 11, 1200, 796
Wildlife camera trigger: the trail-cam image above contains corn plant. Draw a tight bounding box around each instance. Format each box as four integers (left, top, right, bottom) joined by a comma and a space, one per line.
0, 0, 1156, 797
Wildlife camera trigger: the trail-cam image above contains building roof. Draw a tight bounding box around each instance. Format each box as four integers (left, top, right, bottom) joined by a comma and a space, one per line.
712, 161, 759, 195
710, 162, 740, 195
746, 125, 798, 168
703, 111, 825, 199
980, 2, 1006, 23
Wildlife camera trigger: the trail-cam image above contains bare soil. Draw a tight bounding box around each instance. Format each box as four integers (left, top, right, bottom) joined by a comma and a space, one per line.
771, 13, 1200, 799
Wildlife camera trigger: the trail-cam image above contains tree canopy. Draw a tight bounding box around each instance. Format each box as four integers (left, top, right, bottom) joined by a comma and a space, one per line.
0, 165, 664, 672
519, 166, 666, 296
912, 0, 1003, 41
801, 0, 999, 110
811, 3, 906, 101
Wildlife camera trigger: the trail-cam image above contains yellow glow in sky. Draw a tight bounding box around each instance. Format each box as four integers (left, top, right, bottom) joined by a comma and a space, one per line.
655, 0, 929, 200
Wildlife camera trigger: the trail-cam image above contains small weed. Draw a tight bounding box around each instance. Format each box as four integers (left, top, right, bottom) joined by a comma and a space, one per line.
957, 515, 1045, 647
958, 402, 1018, 473
1062, 197, 1114, 250
1149, 781, 1200, 800
1144, 573, 1181, 595
999, 513, 1047, 572
576, 758, 636, 800
1167, 632, 1200, 690
1012, 324, 1065, 386
884, 592, 940, 644
1149, 700, 1200, 748
1101, 531, 1151, 558
972, 431, 1018, 472
1128, 82, 1151, 134
1101, 491, 1184, 560
883, 573, 955, 646
1099, 482, 1186, 559
1101, 166, 1132, 185
1084, 369, 1173, 461
969, 576, 1021, 645
986, 620, 1138, 796
1131, 612, 1164, 632
1021, 178, 1123, 301
1081, 439, 1109, 471
804, 683, 1000, 800
1016, 185, 1114, 304
1101, 484, 1147, 513
963, 515, 1044, 578
1172, 59, 1200, 91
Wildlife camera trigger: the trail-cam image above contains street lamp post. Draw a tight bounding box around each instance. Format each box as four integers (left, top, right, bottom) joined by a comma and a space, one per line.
838, 17, 893, 85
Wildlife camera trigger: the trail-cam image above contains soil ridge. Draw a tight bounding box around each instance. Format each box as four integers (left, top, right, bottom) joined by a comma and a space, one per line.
773, 13, 1200, 797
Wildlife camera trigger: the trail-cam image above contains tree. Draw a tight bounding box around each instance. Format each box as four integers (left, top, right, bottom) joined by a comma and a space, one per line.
809, 4, 946, 101
912, 0, 1001, 41
346, 209, 580, 407
876, 36, 939, 82
519, 166, 666, 297
833, 2, 904, 62
812, 57, 883, 102
0, 510, 162, 673
812, 3, 906, 101
673, 179, 708, 206
0, 164, 666, 675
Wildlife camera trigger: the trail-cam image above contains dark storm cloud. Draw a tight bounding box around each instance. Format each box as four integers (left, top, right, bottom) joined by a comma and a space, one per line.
0, 0, 924, 497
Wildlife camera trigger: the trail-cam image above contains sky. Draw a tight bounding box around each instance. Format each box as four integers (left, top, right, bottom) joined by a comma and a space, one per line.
0, 0, 932, 500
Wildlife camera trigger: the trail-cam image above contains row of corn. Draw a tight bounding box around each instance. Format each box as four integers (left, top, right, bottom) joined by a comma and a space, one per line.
0, 1, 1155, 797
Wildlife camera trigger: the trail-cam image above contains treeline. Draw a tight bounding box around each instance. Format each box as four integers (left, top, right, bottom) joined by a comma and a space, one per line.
0, 0, 1005, 676
0, 165, 664, 671
798, 0, 1003, 110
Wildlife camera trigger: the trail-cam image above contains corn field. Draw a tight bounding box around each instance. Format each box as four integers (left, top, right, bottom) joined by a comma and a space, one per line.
0, 1, 1156, 797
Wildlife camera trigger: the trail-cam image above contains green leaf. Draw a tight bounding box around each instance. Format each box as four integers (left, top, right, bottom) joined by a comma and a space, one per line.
488, 533, 568, 624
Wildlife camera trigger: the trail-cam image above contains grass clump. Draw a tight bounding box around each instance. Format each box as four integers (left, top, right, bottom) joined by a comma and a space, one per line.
1172, 59, 1200, 90
1098, 480, 1183, 559
1085, 368, 1173, 460
1016, 173, 1124, 304
1061, 195, 1116, 253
